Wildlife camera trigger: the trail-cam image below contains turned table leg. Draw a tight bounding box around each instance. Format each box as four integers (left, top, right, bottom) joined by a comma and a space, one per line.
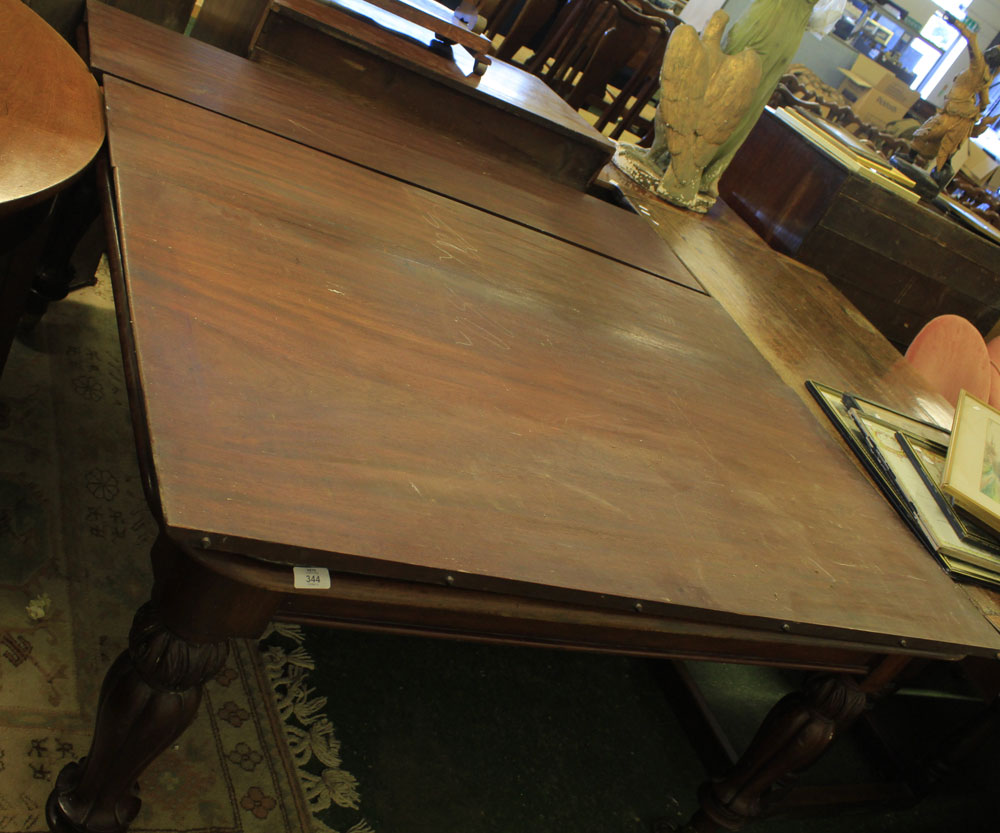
47, 533, 280, 833
683, 673, 869, 832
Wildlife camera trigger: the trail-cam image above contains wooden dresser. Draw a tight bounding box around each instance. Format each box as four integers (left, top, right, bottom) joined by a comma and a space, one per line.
720, 108, 1000, 354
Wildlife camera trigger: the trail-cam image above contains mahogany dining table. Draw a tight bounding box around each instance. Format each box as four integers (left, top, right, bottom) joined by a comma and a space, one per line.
48, 4, 1000, 833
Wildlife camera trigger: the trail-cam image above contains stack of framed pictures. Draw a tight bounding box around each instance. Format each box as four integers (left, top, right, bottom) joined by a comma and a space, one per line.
940, 391, 1000, 538
807, 381, 1000, 588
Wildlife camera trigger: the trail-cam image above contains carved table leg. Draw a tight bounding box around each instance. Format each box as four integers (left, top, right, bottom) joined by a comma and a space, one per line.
682, 674, 869, 832
47, 533, 280, 833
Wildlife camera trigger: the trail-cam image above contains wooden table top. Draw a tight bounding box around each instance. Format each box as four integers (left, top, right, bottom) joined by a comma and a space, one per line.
605, 167, 1000, 645
605, 167, 957, 428
0, 0, 104, 216
260, 0, 493, 66
252, 0, 586, 131
102, 74, 1000, 657
85, 0, 698, 291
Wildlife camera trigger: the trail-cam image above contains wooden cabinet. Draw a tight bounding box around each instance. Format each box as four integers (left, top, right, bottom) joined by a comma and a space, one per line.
719, 110, 1000, 353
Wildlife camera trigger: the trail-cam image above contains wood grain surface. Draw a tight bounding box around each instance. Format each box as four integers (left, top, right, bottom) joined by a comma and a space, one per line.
606, 166, 958, 431
607, 167, 1000, 640
98, 0, 197, 30
190, 0, 271, 52
0, 0, 104, 215
271, 0, 493, 55
102, 76, 1000, 656
246, 20, 606, 190
797, 175, 1000, 350
85, 0, 696, 289
249, 0, 486, 86
249, 0, 603, 178
718, 110, 849, 256
252, 0, 472, 75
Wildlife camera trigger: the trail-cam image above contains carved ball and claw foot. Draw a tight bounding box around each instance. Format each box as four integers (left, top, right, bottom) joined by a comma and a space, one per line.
46, 603, 229, 833
678, 674, 868, 832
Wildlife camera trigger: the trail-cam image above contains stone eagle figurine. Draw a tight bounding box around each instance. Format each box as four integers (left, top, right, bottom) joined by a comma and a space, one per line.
614, 10, 761, 212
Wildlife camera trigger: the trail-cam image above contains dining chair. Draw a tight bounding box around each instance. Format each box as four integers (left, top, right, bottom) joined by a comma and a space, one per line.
524, 0, 672, 132
594, 0, 679, 139
487, 0, 564, 61
904, 315, 992, 408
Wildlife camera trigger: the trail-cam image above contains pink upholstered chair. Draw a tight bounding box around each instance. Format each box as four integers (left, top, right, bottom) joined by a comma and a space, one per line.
985, 336, 1000, 409
904, 315, 991, 408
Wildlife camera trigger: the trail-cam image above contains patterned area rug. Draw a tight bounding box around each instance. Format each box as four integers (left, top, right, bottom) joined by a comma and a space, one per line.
0, 262, 372, 833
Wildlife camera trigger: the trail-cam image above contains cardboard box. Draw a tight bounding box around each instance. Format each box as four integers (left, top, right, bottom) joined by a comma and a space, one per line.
962, 140, 999, 186
837, 55, 920, 129
845, 54, 889, 86
988, 164, 1000, 192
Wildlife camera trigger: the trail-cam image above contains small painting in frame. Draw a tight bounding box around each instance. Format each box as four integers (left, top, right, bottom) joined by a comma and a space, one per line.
942, 391, 1000, 536
900, 433, 1000, 554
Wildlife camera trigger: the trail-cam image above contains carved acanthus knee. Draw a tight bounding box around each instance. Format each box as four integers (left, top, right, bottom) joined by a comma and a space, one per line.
129, 602, 230, 691
47, 603, 230, 833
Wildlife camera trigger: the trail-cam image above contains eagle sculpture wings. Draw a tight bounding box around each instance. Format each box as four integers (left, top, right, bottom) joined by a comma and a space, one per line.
614, 10, 762, 212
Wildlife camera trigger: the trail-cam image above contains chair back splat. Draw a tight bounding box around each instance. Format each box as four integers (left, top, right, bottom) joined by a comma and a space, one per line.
510, 0, 675, 137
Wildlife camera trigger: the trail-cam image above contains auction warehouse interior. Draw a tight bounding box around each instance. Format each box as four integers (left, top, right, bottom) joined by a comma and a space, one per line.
6, 0, 1000, 830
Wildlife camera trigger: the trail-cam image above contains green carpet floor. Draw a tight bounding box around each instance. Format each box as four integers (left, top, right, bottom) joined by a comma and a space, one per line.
265, 619, 1000, 833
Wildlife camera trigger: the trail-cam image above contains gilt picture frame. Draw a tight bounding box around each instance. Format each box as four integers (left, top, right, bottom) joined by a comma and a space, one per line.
900, 433, 1000, 554
805, 381, 950, 450
942, 391, 1000, 537
805, 380, 946, 540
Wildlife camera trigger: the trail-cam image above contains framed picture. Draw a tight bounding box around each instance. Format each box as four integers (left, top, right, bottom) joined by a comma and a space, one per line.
851, 411, 1000, 583
899, 434, 1000, 554
942, 391, 1000, 536
839, 391, 950, 447
807, 382, 1000, 588
806, 381, 918, 524
806, 381, 950, 451
805, 381, 944, 548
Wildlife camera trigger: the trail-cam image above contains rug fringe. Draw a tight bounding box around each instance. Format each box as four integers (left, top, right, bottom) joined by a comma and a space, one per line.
261, 624, 373, 833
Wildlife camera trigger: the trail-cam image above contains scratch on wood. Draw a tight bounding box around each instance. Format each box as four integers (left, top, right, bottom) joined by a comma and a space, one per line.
424, 212, 481, 265
286, 117, 320, 138
807, 557, 835, 581
557, 480, 625, 515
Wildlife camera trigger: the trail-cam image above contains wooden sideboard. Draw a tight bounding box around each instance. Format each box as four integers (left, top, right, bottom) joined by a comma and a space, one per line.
720, 109, 1000, 354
